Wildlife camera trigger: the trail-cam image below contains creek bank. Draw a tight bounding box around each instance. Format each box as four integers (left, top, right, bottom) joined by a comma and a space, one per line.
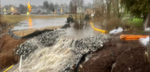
78, 38, 150, 72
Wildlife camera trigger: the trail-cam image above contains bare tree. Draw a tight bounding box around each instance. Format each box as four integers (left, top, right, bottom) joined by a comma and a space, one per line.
77, 0, 84, 7
43, 1, 49, 10
49, 2, 54, 12
54, 3, 59, 11
69, 0, 77, 14
106, 0, 112, 19
69, 1, 73, 13
18, 4, 25, 14
111, 0, 120, 18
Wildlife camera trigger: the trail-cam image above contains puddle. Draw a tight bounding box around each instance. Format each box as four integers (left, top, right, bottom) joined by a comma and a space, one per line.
12, 18, 66, 31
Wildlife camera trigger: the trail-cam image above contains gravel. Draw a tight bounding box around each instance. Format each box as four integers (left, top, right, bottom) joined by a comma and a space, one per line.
73, 34, 109, 54
16, 30, 65, 59
36, 30, 65, 47
16, 42, 37, 59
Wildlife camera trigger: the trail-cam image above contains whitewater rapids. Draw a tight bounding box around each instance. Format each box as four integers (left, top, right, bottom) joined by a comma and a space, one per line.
10, 28, 109, 72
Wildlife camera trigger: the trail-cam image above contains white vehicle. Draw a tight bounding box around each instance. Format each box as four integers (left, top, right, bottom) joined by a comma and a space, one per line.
0, 12, 3, 14
2, 12, 7, 15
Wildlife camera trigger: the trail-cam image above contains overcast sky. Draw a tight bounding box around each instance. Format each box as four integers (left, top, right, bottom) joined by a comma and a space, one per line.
1, 0, 93, 6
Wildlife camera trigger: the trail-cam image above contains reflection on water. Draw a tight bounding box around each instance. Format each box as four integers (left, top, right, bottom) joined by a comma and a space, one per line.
29, 18, 33, 29
12, 18, 66, 31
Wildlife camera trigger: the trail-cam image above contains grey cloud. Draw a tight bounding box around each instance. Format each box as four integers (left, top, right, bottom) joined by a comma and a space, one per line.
1, 0, 93, 6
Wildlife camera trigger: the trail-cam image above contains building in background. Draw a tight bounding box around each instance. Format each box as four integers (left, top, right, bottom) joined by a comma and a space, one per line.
31, 6, 48, 14
85, 8, 95, 15
7, 5, 18, 13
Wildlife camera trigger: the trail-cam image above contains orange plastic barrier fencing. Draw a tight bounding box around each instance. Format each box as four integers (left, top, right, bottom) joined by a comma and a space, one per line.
120, 35, 149, 40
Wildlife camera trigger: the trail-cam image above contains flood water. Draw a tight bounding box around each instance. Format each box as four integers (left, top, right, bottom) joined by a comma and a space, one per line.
12, 18, 66, 31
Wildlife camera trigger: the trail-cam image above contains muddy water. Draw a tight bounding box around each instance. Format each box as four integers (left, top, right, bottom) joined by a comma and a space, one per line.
12, 18, 66, 31
65, 24, 95, 39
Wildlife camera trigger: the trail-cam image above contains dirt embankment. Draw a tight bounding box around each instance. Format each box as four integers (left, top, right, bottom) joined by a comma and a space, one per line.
13, 26, 61, 37
0, 35, 26, 71
78, 38, 150, 72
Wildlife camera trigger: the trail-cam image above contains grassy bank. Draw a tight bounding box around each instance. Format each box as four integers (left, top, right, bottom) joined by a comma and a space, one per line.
127, 17, 143, 27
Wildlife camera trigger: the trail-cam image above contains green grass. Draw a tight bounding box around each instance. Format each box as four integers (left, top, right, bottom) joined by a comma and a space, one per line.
127, 17, 143, 27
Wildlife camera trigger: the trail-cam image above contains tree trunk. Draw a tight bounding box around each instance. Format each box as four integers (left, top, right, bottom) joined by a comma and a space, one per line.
143, 15, 147, 23
107, 4, 110, 19
147, 37, 150, 63
117, 0, 120, 18
106, 0, 112, 19
146, 14, 150, 63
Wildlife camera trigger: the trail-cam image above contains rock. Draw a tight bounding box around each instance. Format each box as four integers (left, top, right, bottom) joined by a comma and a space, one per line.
16, 41, 38, 59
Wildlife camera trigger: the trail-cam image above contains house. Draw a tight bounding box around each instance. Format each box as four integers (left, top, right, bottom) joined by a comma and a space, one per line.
85, 8, 95, 15
31, 6, 48, 14
77, 7, 85, 14
7, 6, 18, 13
1, 5, 18, 13
55, 5, 70, 14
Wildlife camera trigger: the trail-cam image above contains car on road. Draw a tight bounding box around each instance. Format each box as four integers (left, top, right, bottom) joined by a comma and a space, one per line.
13, 13, 21, 15
0, 12, 7, 15
7, 12, 13, 15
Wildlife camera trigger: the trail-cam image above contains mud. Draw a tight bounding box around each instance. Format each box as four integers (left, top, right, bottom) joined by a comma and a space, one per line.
0, 35, 26, 71
78, 38, 150, 72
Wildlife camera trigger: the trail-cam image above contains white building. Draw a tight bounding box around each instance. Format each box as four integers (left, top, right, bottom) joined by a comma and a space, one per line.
31, 6, 48, 14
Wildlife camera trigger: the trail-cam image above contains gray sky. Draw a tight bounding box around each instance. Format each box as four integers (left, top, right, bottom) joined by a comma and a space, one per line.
1, 0, 93, 6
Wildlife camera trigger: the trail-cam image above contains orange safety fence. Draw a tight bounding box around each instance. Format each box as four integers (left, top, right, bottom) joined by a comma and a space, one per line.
90, 22, 107, 33
120, 35, 149, 40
